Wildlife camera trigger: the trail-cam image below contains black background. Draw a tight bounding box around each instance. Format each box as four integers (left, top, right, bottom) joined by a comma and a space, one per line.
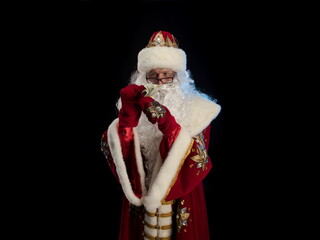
0, 1, 307, 239
77, 0, 289, 239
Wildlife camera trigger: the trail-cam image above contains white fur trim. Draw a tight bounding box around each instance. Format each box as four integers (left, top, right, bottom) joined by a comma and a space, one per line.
142, 96, 221, 210
158, 204, 172, 214
186, 96, 221, 136
144, 205, 173, 238
158, 204, 173, 238
143, 128, 192, 212
158, 216, 172, 226
144, 214, 157, 225
138, 46, 187, 73
107, 95, 221, 210
158, 229, 172, 238
107, 119, 144, 206
144, 225, 157, 238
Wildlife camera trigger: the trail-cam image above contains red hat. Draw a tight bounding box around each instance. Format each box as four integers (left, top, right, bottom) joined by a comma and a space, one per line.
137, 31, 187, 73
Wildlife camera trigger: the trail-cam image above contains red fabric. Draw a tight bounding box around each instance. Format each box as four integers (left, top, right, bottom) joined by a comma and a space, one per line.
101, 125, 213, 240
137, 95, 154, 110
159, 126, 181, 160
117, 125, 142, 198
174, 183, 210, 240
119, 197, 144, 240
117, 182, 211, 240
101, 126, 143, 199
102, 94, 214, 239
138, 96, 181, 136
118, 84, 146, 128
149, 30, 177, 45
101, 132, 119, 182
164, 125, 212, 201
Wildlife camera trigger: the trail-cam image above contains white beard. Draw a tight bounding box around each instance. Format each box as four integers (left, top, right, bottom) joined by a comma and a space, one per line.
117, 70, 211, 187
133, 72, 197, 187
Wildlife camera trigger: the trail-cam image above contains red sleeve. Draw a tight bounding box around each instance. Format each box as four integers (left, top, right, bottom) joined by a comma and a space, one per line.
139, 97, 182, 160
101, 125, 143, 199
101, 131, 119, 182
163, 125, 212, 201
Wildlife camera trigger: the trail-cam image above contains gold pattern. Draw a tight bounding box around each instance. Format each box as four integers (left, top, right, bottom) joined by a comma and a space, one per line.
146, 31, 179, 48
147, 101, 166, 119
190, 132, 208, 174
161, 139, 194, 203
176, 201, 190, 233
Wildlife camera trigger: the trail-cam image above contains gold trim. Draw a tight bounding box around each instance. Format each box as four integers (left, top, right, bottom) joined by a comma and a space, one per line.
143, 231, 171, 240
145, 210, 157, 217
159, 212, 174, 218
144, 220, 172, 230
145, 210, 174, 218
161, 139, 194, 204
161, 200, 175, 205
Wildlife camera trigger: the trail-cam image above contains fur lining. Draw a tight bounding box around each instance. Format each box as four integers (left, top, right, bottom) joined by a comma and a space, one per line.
186, 95, 221, 136
143, 97, 221, 211
138, 46, 186, 73
107, 96, 221, 210
107, 119, 143, 206
144, 225, 157, 238
143, 128, 192, 212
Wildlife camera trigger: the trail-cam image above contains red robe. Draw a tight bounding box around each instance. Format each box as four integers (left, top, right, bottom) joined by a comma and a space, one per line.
101, 95, 221, 240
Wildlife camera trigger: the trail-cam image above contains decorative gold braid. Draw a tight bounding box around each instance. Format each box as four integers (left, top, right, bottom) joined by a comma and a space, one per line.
145, 210, 157, 217
161, 200, 175, 205
159, 212, 174, 218
144, 220, 172, 230
145, 210, 174, 218
143, 231, 171, 240
161, 139, 195, 204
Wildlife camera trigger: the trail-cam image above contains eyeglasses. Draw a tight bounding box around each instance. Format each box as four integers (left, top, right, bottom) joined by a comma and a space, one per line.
146, 73, 176, 84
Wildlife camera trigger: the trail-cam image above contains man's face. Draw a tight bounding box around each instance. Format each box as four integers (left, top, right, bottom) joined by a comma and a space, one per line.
146, 68, 176, 85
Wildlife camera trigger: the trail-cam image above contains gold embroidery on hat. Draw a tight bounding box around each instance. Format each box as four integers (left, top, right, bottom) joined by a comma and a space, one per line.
146, 31, 179, 48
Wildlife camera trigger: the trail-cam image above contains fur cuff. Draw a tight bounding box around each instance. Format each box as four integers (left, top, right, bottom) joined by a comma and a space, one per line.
107, 118, 145, 206
143, 128, 192, 212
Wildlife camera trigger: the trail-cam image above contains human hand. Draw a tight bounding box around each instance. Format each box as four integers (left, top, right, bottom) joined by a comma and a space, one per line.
120, 84, 146, 102
118, 84, 146, 128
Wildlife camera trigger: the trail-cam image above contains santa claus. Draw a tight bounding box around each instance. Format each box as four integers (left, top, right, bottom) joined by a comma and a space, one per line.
101, 30, 221, 240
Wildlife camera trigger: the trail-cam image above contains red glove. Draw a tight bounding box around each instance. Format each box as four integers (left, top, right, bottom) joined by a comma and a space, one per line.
137, 96, 180, 137
118, 84, 146, 128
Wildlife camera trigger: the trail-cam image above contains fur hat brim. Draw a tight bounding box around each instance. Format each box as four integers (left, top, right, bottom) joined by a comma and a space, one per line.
137, 46, 187, 73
